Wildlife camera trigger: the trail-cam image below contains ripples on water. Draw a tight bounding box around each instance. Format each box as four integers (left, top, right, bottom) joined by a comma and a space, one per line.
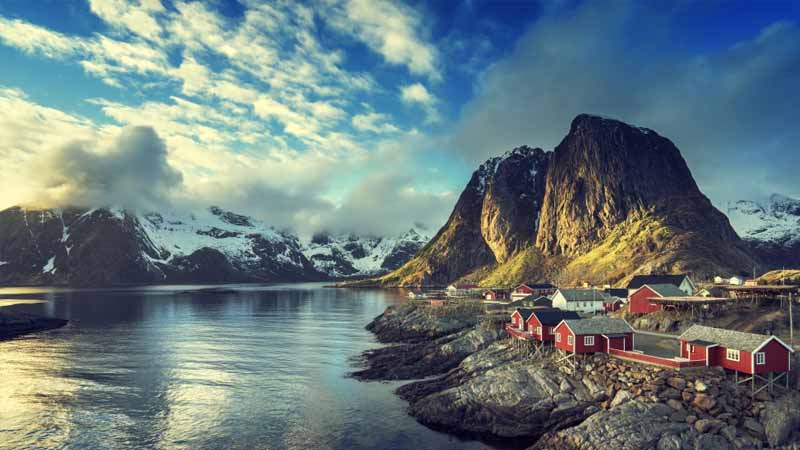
0, 284, 494, 450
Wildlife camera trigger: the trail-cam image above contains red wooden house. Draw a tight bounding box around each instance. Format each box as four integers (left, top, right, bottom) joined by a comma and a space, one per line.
511, 282, 557, 300
554, 317, 634, 354
484, 289, 511, 302
679, 325, 793, 375
603, 298, 623, 312
628, 284, 685, 314
510, 308, 535, 331
527, 310, 580, 342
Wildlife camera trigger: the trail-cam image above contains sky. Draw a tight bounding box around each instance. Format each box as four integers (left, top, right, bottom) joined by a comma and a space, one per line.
0, 0, 798, 238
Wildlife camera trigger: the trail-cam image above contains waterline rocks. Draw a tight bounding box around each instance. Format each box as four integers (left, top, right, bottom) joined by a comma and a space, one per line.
0, 310, 67, 340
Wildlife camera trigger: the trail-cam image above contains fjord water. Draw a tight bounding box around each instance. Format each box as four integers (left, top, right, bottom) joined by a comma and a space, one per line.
0, 284, 493, 450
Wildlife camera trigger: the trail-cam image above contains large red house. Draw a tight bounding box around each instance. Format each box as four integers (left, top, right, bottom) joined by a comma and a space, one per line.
679, 325, 793, 374
628, 284, 685, 314
554, 317, 634, 354
511, 282, 557, 300
527, 310, 580, 342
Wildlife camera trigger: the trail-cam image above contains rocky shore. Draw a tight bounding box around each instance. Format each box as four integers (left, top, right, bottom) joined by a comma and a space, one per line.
0, 310, 68, 340
355, 302, 800, 449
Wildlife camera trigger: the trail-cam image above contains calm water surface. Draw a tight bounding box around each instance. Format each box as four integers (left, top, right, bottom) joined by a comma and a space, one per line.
0, 283, 495, 450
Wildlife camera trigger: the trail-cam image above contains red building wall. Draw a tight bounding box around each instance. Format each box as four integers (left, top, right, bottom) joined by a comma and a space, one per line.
679, 340, 713, 362
527, 316, 559, 342
629, 286, 663, 314
753, 339, 791, 374
554, 323, 574, 353
510, 311, 525, 330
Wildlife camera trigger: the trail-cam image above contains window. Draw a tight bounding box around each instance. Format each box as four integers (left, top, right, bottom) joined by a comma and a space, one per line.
687, 344, 695, 353
556, 333, 561, 343
567, 335, 574, 346
727, 349, 740, 362
548, 327, 554, 334
584, 336, 595, 346
536, 326, 542, 335
755, 352, 766, 365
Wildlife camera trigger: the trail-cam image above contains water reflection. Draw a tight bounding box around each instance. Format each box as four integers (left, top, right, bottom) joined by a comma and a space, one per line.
0, 284, 494, 450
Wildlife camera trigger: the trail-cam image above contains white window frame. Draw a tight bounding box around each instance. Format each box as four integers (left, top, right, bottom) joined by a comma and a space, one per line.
727, 349, 740, 362
536, 326, 542, 335
556, 333, 561, 343
584, 336, 595, 346
755, 352, 766, 365
548, 326, 553, 334
567, 335, 574, 346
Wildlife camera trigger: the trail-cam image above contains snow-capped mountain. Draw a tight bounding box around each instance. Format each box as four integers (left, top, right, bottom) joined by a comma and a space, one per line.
0, 205, 429, 285
302, 229, 430, 278
0, 205, 322, 285
727, 194, 800, 267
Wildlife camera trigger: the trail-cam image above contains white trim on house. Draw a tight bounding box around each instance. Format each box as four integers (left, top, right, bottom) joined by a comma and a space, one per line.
568, 335, 574, 346
755, 352, 766, 365
727, 349, 740, 362
584, 336, 595, 346
752, 336, 795, 354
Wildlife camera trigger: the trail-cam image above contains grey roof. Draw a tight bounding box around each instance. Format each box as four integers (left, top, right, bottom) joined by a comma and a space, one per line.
646, 284, 687, 298
513, 308, 537, 321
520, 282, 556, 289
627, 274, 689, 290
680, 325, 787, 353
556, 288, 609, 302
531, 309, 580, 326
562, 317, 633, 335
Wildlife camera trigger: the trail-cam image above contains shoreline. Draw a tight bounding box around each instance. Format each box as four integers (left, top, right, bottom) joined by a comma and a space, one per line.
353, 301, 800, 450
0, 310, 68, 341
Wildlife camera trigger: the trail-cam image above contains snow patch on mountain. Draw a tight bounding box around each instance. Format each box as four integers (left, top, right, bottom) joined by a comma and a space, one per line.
302, 229, 429, 278
727, 194, 800, 247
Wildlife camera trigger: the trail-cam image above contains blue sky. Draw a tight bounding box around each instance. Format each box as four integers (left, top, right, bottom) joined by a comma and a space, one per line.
0, 0, 798, 236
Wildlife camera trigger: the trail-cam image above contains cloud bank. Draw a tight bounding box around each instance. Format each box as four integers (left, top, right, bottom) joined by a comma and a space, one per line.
29, 126, 182, 211
452, 2, 800, 205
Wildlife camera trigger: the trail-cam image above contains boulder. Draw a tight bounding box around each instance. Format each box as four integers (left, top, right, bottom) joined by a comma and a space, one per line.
761, 391, 800, 447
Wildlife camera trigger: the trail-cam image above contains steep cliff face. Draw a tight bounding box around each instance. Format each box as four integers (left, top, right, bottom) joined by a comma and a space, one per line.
373, 146, 550, 286
372, 114, 759, 287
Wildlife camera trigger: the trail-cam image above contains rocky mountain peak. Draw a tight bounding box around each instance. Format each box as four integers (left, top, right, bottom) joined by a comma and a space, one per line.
372, 114, 759, 287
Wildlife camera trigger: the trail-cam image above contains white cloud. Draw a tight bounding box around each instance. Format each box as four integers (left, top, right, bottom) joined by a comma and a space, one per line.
400, 82, 440, 123
352, 112, 400, 133
323, 0, 440, 80
88, 0, 165, 43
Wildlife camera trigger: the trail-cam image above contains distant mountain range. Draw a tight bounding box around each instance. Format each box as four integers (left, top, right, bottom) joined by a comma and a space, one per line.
727, 194, 800, 267
358, 114, 767, 287
0, 206, 429, 286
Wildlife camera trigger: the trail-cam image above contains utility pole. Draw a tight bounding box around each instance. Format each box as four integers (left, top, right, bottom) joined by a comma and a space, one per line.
790, 292, 794, 347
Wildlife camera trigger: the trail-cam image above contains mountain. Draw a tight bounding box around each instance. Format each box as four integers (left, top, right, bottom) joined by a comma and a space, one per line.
301, 229, 430, 278
727, 194, 800, 267
368, 114, 758, 287
0, 206, 323, 286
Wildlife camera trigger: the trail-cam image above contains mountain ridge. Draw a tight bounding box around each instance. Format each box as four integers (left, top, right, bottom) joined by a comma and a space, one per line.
362, 114, 761, 287
0, 205, 427, 286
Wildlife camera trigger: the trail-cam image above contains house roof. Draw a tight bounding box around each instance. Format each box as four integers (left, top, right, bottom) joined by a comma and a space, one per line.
529, 309, 580, 325
556, 288, 609, 302
485, 288, 511, 294
513, 308, 537, 321
519, 282, 556, 289
680, 325, 794, 353
626, 274, 689, 290
605, 288, 628, 298
643, 284, 687, 298
561, 317, 633, 335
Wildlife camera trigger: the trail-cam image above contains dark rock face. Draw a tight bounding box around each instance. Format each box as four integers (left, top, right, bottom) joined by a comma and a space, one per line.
375, 146, 550, 286
374, 114, 759, 287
